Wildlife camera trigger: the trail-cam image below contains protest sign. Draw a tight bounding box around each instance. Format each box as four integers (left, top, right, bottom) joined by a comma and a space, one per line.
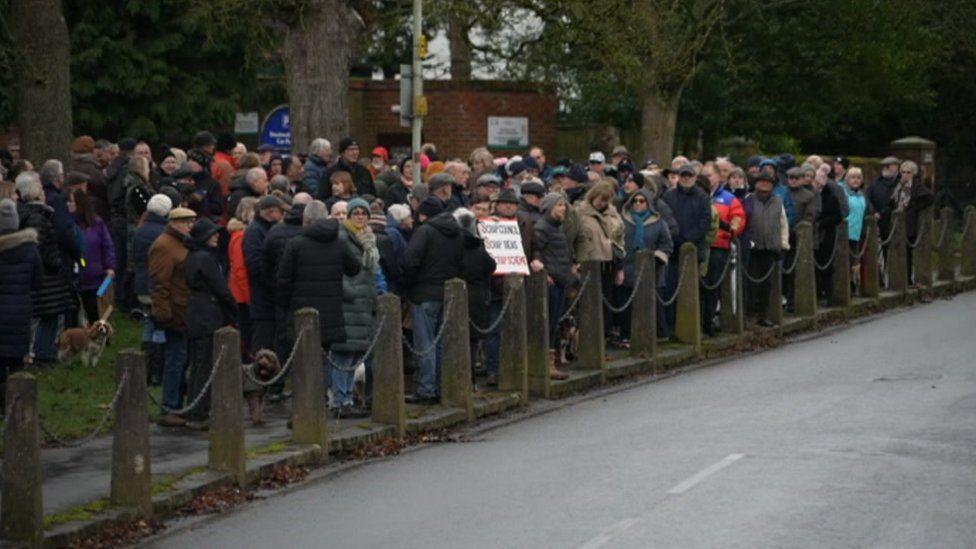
478, 218, 529, 275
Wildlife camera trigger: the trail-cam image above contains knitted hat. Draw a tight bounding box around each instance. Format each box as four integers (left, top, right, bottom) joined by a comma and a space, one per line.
495, 188, 519, 204
147, 194, 173, 218
338, 137, 358, 154
388, 203, 412, 225
0, 198, 19, 231
368, 212, 387, 232
568, 164, 588, 183
192, 131, 216, 148
521, 156, 540, 172
347, 197, 370, 215
540, 193, 565, 215
418, 196, 445, 218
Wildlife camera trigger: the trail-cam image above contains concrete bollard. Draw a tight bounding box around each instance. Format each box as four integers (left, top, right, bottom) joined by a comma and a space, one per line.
441, 279, 473, 419
720, 246, 745, 335
674, 242, 701, 354
887, 211, 909, 293
862, 215, 881, 298
914, 207, 934, 288
373, 295, 406, 436
209, 328, 246, 484
499, 274, 529, 404
794, 222, 817, 317
1, 372, 43, 547
111, 350, 152, 516
937, 207, 955, 282
577, 261, 605, 377
630, 251, 658, 358
962, 207, 976, 277
291, 308, 329, 454
831, 221, 852, 307
526, 270, 551, 398
767, 260, 784, 327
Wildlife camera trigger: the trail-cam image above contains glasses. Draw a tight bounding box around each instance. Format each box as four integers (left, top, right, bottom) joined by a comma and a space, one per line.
632, 198, 647, 204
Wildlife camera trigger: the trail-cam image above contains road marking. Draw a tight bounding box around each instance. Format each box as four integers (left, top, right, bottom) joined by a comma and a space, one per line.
576, 517, 642, 549
667, 453, 745, 495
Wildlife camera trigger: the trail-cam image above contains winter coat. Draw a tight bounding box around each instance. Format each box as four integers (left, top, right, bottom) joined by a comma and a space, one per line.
322, 158, 377, 200
262, 206, 305, 300
621, 189, 673, 288
105, 154, 130, 225
227, 220, 250, 305
69, 152, 110, 219
773, 183, 795, 228
243, 216, 275, 320
131, 212, 167, 297
532, 214, 574, 287
277, 219, 362, 346
710, 186, 746, 250
42, 179, 82, 264
124, 172, 154, 227
185, 172, 223, 223
301, 155, 329, 197
845, 187, 869, 242
814, 184, 844, 249
868, 174, 898, 229
459, 231, 497, 330
331, 226, 386, 353
184, 244, 238, 339
788, 186, 818, 228
662, 185, 712, 257
384, 180, 411, 210
75, 215, 116, 291
385, 221, 410, 295
148, 226, 190, 331
897, 181, 934, 240
743, 194, 789, 254
17, 202, 73, 317
518, 200, 542, 225
401, 212, 465, 304
0, 228, 43, 358
574, 200, 625, 263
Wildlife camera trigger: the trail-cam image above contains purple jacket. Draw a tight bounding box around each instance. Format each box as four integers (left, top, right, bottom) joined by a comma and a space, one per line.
74, 215, 116, 291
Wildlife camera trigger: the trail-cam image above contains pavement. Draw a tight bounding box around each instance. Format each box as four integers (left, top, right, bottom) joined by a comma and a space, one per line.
145, 292, 976, 549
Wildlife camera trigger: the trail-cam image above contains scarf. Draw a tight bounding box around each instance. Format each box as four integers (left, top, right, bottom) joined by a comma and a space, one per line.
630, 209, 651, 250
343, 219, 379, 270
893, 181, 912, 212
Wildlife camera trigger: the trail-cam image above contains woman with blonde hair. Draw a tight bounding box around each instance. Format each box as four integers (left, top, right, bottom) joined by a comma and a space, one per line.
575, 179, 625, 341
844, 167, 870, 294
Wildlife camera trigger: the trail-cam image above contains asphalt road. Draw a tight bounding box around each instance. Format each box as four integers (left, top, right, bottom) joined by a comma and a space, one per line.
147, 293, 976, 549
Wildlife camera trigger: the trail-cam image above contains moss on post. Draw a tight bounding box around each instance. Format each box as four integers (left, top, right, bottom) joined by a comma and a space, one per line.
110, 350, 152, 516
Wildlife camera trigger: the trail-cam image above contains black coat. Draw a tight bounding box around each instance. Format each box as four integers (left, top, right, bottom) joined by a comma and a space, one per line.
263, 206, 305, 299
227, 178, 261, 226
459, 232, 497, 331
384, 180, 411, 210
0, 229, 43, 358
662, 185, 712, 254
17, 202, 73, 317
401, 212, 465, 304
243, 216, 275, 320
277, 219, 362, 346
131, 212, 168, 296
322, 158, 377, 200
184, 245, 238, 339
533, 214, 574, 287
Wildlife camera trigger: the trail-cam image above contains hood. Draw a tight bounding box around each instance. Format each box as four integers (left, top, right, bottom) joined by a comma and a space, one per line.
303, 218, 340, 243
623, 188, 659, 214
0, 228, 38, 253
426, 211, 461, 237
462, 231, 483, 249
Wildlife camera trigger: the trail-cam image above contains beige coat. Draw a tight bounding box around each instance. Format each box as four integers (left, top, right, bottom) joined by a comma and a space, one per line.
574, 200, 625, 262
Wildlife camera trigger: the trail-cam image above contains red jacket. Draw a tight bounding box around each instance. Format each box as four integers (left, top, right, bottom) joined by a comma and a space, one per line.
227, 221, 250, 304
711, 186, 746, 249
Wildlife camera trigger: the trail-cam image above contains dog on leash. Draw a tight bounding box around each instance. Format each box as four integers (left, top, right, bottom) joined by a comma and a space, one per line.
56, 319, 115, 367
243, 349, 282, 425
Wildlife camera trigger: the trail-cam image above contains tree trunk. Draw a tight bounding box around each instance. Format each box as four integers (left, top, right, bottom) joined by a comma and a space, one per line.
281, 0, 356, 154
9, 0, 73, 164
449, 18, 472, 80
639, 88, 682, 164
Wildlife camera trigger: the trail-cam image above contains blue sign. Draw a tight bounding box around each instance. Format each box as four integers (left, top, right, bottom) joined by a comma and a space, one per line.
260, 105, 291, 151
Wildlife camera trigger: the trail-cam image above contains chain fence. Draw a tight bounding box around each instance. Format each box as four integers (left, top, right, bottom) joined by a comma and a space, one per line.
906, 216, 928, 249
558, 272, 590, 322
934, 215, 951, 250
149, 345, 226, 416
326, 319, 387, 371
403, 299, 454, 357
741, 259, 777, 284
877, 216, 900, 247
243, 328, 307, 386
40, 369, 129, 448
699, 248, 734, 291
657, 256, 689, 307
470, 286, 518, 335
814, 227, 840, 271
603, 261, 645, 313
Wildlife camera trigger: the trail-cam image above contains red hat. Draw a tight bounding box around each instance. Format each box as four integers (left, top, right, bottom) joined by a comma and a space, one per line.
371, 146, 389, 161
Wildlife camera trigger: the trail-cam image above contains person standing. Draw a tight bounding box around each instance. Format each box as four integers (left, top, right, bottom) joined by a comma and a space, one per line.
243, 195, 285, 353
301, 138, 332, 196
531, 193, 577, 379
619, 188, 673, 344
323, 138, 376, 199
702, 164, 745, 337
844, 168, 870, 294
227, 196, 258, 360
149, 207, 196, 426
869, 156, 901, 244
661, 166, 711, 337
132, 194, 172, 385
69, 189, 116, 324
892, 160, 933, 286
741, 173, 789, 326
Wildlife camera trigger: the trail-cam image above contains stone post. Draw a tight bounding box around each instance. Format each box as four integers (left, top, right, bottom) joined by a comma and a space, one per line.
291, 308, 328, 454
962, 207, 976, 277
499, 274, 529, 404
831, 221, 852, 307
441, 279, 473, 419
1, 373, 43, 547
937, 207, 955, 282
373, 295, 406, 437
110, 350, 151, 516
862, 215, 880, 298
887, 211, 909, 293
674, 243, 701, 354
630, 251, 658, 358
526, 270, 551, 398
209, 328, 246, 484
914, 207, 934, 288
720, 246, 745, 335
794, 222, 817, 317
577, 261, 605, 377
767, 260, 784, 327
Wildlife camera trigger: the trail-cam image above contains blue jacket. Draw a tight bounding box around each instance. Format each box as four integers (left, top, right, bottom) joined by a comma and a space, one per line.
301, 155, 329, 197
132, 213, 168, 296
774, 184, 795, 227
845, 187, 868, 242
0, 228, 43, 358
662, 185, 711, 259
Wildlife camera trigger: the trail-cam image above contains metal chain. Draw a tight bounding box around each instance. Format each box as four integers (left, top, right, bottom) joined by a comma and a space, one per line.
602, 261, 645, 313
470, 286, 518, 335
878, 216, 900, 247
242, 329, 306, 387
815, 227, 840, 271
906, 216, 928, 249
40, 370, 129, 448
657, 256, 689, 307
849, 239, 868, 262
742, 259, 777, 284
699, 248, 733, 291
934, 215, 950, 249
326, 317, 386, 371
558, 272, 590, 322
781, 246, 802, 275
151, 346, 226, 415
403, 298, 454, 357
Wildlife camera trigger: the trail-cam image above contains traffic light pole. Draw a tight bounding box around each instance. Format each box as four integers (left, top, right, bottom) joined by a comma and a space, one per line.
411, 0, 424, 186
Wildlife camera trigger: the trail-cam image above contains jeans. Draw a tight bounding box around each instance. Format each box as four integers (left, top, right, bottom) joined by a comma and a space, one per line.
328, 351, 361, 408
161, 329, 188, 412
33, 315, 60, 363
411, 301, 444, 398
484, 302, 502, 375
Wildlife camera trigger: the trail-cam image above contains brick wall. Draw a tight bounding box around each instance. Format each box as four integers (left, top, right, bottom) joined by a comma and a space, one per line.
349, 79, 557, 161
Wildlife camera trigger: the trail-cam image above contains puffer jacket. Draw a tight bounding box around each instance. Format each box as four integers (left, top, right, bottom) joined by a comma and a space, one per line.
277, 219, 362, 346
533, 214, 574, 287
621, 189, 673, 288
401, 212, 465, 304
263, 205, 306, 300
18, 202, 73, 317
331, 226, 385, 353
227, 219, 250, 305
710, 186, 746, 250
0, 228, 43, 358
301, 155, 329, 197
131, 212, 167, 297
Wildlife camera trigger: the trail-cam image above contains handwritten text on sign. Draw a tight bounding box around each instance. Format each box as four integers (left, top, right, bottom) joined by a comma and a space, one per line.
479, 218, 529, 275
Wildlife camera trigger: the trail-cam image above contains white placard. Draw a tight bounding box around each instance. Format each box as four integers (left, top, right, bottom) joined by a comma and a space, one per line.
478, 218, 529, 275
487, 116, 529, 149
235, 112, 259, 135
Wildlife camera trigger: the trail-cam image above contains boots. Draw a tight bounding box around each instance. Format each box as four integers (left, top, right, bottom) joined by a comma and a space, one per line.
548, 350, 569, 381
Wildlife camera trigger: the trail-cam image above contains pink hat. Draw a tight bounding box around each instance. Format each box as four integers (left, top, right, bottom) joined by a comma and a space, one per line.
494, 157, 509, 167
419, 153, 431, 171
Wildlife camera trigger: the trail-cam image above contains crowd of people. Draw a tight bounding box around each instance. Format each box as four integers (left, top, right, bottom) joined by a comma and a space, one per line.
0, 133, 936, 427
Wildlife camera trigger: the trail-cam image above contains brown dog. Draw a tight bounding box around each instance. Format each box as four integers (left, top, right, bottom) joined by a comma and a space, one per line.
56, 319, 115, 367
243, 349, 281, 425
